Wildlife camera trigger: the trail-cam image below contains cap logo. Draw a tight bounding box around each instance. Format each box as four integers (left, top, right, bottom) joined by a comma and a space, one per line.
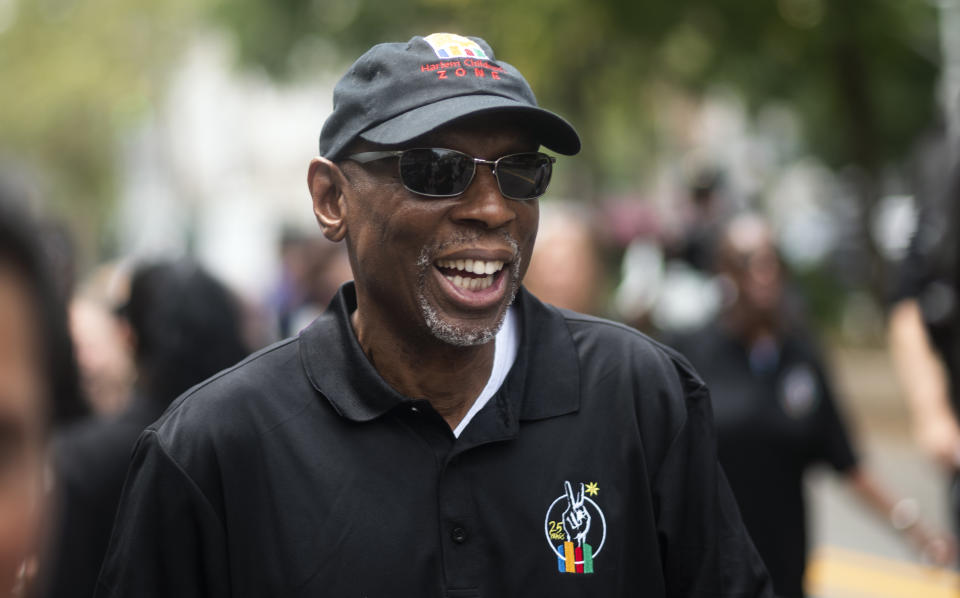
423, 33, 489, 59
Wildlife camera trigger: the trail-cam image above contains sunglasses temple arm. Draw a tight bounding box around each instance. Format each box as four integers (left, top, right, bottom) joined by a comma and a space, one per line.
346, 151, 404, 164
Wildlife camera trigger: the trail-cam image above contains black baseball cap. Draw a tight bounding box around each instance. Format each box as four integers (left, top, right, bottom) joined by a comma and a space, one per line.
318, 33, 581, 160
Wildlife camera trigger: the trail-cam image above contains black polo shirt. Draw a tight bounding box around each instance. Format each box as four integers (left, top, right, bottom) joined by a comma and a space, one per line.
95, 284, 772, 598
674, 323, 857, 598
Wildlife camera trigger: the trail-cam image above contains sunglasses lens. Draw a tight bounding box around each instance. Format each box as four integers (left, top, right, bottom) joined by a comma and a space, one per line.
399, 149, 474, 197
496, 153, 553, 200
396, 149, 554, 199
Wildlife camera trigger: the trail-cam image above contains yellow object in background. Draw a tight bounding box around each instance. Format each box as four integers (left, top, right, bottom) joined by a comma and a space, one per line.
806, 546, 959, 598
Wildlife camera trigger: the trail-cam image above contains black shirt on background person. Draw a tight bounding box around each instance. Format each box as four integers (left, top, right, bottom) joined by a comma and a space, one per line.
674, 322, 857, 598
674, 213, 954, 597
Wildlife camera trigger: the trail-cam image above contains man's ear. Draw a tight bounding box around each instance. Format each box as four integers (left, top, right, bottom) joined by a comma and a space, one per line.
307, 157, 349, 242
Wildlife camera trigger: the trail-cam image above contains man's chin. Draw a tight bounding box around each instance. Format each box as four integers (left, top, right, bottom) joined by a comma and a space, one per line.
415, 245, 522, 347
418, 298, 505, 347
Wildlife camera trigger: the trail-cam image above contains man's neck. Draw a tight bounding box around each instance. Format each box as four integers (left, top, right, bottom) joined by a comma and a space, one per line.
350, 309, 495, 430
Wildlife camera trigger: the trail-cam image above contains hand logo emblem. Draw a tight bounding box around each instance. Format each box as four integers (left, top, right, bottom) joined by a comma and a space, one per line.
562, 481, 591, 547
544, 479, 606, 574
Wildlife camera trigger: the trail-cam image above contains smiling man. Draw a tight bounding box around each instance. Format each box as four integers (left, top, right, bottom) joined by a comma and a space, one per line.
95, 34, 773, 597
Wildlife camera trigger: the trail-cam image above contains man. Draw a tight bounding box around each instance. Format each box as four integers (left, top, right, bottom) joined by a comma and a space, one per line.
95, 33, 772, 597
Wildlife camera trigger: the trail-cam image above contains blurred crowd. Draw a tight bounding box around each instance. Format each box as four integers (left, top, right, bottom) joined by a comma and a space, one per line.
0, 138, 958, 598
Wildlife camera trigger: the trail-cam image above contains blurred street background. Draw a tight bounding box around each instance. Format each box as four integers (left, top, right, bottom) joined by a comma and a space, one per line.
807, 344, 957, 597
3, 1, 960, 596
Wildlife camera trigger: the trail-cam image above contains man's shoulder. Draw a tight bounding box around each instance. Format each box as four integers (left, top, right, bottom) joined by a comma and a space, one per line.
541, 307, 714, 479
554, 307, 705, 390
148, 336, 315, 449
558, 308, 664, 348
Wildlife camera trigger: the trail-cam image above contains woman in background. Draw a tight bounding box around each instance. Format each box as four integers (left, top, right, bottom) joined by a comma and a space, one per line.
0, 190, 79, 597
673, 213, 953, 597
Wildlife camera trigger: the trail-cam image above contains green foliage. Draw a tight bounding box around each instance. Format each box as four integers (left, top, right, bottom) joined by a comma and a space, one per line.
792, 262, 848, 331
214, 0, 940, 185
0, 0, 942, 267
0, 0, 212, 255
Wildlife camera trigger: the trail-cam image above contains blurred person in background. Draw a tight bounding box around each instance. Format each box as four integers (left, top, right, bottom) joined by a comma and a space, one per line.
41, 260, 249, 598
664, 165, 731, 274
0, 190, 79, 597
23, 218, 88, 432
18, 211, 90, 431
673, 213, 954, 598
69, 298, 133, 417
271, 230, 353, 337
523, 201, 606, 315
68, 264, 136, 418
617, 167, 735, 336
889, 157, 960, 538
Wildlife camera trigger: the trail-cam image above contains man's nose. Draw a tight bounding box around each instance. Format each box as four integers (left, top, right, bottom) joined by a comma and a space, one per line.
448, 165, 518, 229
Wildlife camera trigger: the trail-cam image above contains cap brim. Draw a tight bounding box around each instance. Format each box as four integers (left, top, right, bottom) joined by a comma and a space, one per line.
359, 95, 581, 156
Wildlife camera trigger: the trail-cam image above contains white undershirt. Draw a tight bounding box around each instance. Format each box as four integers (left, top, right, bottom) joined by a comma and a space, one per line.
451, 306, 520, 438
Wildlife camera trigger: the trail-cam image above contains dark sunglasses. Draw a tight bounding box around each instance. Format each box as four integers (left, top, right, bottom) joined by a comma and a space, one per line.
345, 148, 556, 200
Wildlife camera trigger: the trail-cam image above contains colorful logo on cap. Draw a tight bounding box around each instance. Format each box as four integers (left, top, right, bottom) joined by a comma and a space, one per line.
424, 33, 489, 60
544, 481, 606, 574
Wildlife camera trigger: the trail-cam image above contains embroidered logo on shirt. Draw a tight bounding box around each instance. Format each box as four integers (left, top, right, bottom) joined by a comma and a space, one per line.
544, 481, 607, 574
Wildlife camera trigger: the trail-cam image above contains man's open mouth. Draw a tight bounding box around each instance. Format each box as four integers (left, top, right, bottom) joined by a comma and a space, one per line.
435, 258, 505, 291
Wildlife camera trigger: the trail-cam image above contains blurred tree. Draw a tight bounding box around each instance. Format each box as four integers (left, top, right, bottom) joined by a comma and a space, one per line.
0, 0, 214, 262
214, 0, 939, 297
0, 0, 941, 295
214, 0, 939, 179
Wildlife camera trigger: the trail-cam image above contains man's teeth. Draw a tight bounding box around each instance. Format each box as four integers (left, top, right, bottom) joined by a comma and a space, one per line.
446, 274, 494, 290
436, 258, 505, 291
436, 258, 505, 275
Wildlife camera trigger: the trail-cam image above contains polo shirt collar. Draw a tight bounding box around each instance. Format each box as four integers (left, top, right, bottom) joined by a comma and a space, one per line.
299, 282, 580, 424
510, 288, 580, 421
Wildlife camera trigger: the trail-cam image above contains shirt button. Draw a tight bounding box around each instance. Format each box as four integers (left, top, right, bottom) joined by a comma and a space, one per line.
451, 526, 468, 544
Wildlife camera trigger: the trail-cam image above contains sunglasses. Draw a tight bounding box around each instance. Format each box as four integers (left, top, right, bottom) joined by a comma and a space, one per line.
345, 148, 556, 200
